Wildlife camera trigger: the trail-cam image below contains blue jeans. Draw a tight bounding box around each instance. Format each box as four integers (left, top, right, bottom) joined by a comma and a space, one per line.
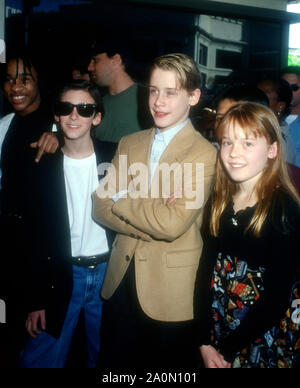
19, 263, 107, 368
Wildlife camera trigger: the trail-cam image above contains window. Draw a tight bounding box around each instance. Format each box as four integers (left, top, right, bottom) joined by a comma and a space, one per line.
199, 44, 208, 66
216, 49, 242, 70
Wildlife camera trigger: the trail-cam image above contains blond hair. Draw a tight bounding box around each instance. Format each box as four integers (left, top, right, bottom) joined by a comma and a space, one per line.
210, 102, 300, 237
150, 53, 201, 92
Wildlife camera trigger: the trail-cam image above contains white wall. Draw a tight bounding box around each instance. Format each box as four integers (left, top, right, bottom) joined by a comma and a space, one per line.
208, 0, 288, 11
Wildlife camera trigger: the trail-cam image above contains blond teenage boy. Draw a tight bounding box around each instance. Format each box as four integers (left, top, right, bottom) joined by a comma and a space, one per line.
93, 53, 217, 370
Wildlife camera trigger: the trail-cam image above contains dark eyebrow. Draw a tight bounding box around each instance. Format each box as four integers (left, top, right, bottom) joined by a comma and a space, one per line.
148, 86, 178, 91
6, 72, 34, 78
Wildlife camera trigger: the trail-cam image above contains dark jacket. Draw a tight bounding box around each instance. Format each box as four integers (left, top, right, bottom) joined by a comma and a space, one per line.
26, 139, 117, 338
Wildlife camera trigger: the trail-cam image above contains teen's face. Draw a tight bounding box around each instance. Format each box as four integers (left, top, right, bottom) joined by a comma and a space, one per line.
88, 53, 114, 87
149, 68, 200, 132
55, 90, 101, 141
215, 98, 237, 130
220, 122, 277, 188
3, 58, 41, 116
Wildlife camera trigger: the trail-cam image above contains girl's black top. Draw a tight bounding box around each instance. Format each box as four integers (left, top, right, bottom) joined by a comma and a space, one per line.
194, 190, 300, 366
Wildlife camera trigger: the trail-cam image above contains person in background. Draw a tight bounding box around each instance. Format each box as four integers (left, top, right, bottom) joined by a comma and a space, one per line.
19, 81, 116, 368
214, 84, 269, 130
281, 66, 300, 167
195, 102, 300, 368
257, 78, 296, 165
72, 57, 91, 82
281, 66, 300, 122
88, 39, 153, 143
0, 51, 58, 366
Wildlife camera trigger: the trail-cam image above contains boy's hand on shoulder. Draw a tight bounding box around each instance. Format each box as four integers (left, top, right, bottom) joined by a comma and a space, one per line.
30, 132, 59, 163
26, 310, 46, 338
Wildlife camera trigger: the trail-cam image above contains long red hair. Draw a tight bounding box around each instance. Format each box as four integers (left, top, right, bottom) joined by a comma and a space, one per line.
210, 102, 300, 237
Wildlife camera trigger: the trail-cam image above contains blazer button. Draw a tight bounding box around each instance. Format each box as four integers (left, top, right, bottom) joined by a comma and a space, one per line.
125, 255, 130, 262
120, 216, 125, 221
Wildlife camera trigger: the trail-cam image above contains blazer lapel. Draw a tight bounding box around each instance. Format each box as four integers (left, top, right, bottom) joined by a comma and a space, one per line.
150, 122, 197, 198
126, 123, 196, 195
159, 121, 196, 165
128, 128, 155, 168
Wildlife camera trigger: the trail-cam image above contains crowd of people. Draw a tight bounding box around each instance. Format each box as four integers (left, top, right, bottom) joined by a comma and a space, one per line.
0, 42, 299, 370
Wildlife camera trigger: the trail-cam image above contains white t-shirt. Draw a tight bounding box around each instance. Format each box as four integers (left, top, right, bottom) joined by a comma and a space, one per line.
64, 153, 109, 257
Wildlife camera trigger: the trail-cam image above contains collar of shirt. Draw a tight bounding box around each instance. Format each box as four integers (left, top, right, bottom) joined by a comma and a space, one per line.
153, 119, 189, 147
149, 119, 189, 186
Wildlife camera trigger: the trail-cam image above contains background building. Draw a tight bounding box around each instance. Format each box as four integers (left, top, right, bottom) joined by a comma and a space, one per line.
1, 0, 300, 112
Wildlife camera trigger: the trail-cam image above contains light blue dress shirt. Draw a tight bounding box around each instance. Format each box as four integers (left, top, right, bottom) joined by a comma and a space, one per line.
112, 119, 189, 201
149, 119, 189, 185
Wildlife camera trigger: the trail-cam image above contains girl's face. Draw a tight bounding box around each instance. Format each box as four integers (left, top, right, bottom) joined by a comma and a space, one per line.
220, 122, 278, 189
55, 90, 101, 141
149, 67, 200, 132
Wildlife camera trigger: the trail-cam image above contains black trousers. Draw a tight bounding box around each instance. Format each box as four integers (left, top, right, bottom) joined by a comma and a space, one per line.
98, 260, 198, 373
0, 215, 29, 366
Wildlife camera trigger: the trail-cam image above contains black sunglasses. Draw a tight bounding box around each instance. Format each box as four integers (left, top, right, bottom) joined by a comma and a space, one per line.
55, 102, 97, 118
291, 84, 300, 92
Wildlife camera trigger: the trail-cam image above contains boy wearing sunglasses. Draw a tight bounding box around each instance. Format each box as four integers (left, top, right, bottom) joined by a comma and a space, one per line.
19, 81, 116, 368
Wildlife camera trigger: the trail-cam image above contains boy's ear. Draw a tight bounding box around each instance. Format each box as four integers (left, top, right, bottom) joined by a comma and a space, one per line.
54, 115, 60, 123
189, 88, 201, 107
93, 112, 102, 126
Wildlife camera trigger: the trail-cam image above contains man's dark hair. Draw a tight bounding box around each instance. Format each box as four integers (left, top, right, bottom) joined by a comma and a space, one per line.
1, 52, 38, 84
257, 78, 292, 118
73, 56, 90, 75
281, 66, 300, 77
216, 84, 269, 107
274, 78, 292, 118
56, 80, 104, 116
89, 37, 132, 69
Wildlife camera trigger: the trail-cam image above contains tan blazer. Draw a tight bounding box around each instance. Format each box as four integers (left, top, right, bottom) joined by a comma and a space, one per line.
93, 121, 217, 322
